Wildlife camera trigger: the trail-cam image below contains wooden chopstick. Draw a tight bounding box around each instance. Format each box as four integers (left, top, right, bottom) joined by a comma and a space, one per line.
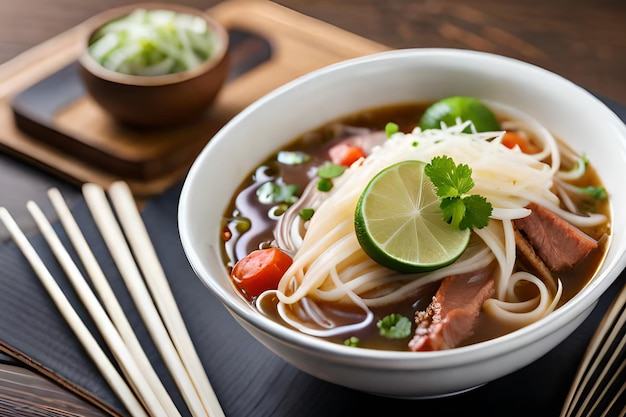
107, 180, 225, 417
0, 207, 149, 417
82, 182, 216, 417
560, 282, 626, 417
47, 188, 182, 417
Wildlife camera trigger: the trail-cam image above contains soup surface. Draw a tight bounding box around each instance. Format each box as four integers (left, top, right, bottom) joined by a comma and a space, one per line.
221, 100, 610, 351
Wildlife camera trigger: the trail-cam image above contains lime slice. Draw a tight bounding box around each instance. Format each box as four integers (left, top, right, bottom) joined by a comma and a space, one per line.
419, 96, 500, 132
354, 160, 470, 272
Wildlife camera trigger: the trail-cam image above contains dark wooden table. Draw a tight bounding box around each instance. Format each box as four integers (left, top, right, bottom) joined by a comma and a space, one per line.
0, 0, 624, 415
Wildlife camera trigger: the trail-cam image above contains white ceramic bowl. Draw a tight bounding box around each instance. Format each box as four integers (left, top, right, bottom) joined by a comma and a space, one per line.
178, 48, 626, 398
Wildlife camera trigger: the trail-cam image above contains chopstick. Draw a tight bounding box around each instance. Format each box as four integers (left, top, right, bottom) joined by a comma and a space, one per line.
560, 281, 626, 417
47, 188, 182, 417
0, 207, 149, 417
81, 183, 206, 416
107, 180, 224, 417
82, 182, 224, 417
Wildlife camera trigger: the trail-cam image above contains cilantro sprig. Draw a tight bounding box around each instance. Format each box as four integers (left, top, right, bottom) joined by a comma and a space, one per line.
424, 155, 492, 230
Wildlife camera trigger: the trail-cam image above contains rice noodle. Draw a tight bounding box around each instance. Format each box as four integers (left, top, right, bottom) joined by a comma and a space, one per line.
483, 276, 564, 327
258, 112, 607, 341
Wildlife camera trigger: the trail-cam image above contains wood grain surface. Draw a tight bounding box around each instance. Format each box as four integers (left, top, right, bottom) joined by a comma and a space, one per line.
1, 0, 625, 103
0, 1, 624, 416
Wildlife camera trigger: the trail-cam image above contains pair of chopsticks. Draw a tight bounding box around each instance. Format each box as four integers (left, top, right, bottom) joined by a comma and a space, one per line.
0, 181, 224, 417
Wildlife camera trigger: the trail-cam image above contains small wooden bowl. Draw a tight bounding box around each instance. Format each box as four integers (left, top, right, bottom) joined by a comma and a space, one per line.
78, 3, 229, 128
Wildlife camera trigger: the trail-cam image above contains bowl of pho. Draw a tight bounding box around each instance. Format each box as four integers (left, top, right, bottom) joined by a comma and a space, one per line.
178, 48, 626, 398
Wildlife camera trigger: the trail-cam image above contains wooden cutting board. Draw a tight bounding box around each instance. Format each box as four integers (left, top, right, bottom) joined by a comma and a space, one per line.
0, 0, 387, 198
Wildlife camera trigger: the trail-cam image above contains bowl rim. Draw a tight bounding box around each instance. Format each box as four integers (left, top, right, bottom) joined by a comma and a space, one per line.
179, 47, 626, 366
78, 2, 229, 87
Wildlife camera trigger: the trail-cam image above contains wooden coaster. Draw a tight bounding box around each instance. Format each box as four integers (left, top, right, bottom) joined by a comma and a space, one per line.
0, 0, 387, 198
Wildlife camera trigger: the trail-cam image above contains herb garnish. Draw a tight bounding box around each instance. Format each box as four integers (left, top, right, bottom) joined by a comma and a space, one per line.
299, 208, 315, 221
377, 314, 412, 339
424, 155, 492, 230
385, 122, 400, 138
256, 181, 299, 205
277, 150, 311, 165
344, 336, 360, 347
317, 162, 346, 192
578, 185, 607, 201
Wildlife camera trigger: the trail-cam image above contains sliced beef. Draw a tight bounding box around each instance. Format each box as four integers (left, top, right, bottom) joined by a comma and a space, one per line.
514, 203, 598, 272
513, 228, 557, 294
408, 268, 495, 351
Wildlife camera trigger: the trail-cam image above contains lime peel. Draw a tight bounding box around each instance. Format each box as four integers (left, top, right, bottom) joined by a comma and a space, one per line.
419, 96, 500, 133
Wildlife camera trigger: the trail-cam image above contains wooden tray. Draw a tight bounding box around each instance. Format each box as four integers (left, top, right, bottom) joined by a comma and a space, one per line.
0, 0, 387, 198
9, 29, 273, 181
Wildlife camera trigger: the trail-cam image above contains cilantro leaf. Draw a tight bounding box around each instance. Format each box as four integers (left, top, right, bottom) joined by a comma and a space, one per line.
377, 314, 412, 339
450, 164, 475, 195
459, 195, 492, 229
425, 155, 492, 230
425, 156, 474, 198
440, 197, 466, 229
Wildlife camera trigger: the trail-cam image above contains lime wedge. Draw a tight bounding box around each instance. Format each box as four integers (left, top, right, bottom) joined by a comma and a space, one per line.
354, 160, 470, 272
419, 96, 500, 132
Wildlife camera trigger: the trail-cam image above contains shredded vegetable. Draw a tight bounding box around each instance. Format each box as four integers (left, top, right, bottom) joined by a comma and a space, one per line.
88, 8, 218, 76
